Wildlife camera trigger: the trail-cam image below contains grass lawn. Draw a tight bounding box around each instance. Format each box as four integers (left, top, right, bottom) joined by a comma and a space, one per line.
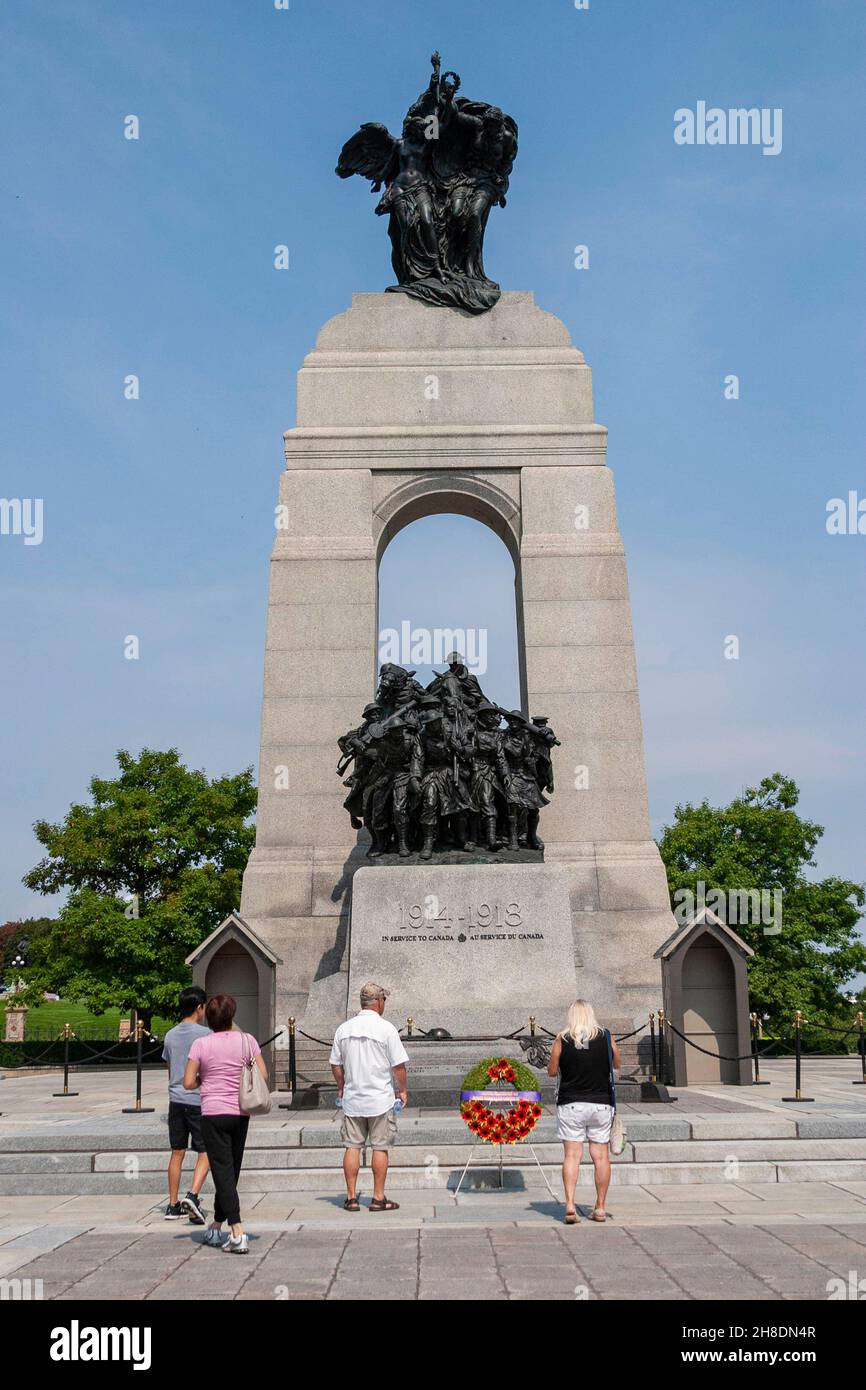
0, 999, 175, 1037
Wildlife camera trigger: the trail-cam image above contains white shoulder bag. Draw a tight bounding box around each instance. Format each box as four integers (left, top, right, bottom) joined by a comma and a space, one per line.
238, 1033, 272, 1116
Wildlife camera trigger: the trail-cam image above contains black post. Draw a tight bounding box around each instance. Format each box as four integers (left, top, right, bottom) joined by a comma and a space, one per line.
658, 1008, 668, 1086
782, 1010, 814, 1103
649, 1013, 658, 1083
278, 1017, 298, 1110
52, 1022, 79, 1097
854, 1011, 866, 1086
751, 1012, 770, 1086
122, 1019, 155, 1113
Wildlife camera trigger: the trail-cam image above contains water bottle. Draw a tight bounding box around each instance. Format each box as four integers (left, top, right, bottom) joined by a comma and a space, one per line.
335, 1095, 343, 1109
393, 1098, 404, 1115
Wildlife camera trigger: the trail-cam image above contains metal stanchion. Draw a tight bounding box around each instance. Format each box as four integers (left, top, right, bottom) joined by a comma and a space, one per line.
658, 1007, 668, 1086
406, 1016, 414, 1037
529, 1015, 536, 1038
750, 1012, 770, 1086
52, 1023, 79, 1097
648, 1012, 658, 1083
782, 1011, 814, 1103
278, 1017, 297, 1110
121, 1019, 155, 1113
851, 1009, 866, 1085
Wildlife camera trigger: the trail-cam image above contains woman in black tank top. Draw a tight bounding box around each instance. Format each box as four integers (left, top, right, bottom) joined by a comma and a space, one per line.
547, 1000, 621, 1225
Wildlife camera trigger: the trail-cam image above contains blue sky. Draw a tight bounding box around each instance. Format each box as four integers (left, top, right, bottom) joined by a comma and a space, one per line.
1, 0, 864, 925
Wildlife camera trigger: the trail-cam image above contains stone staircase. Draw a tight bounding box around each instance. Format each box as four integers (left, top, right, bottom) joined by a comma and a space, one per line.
2, 1111, 865, 1197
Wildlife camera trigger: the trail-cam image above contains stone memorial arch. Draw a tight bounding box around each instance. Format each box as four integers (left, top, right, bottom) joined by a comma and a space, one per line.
239, 290, 675, 1041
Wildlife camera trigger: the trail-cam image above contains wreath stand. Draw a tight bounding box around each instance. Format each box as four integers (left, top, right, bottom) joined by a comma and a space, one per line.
453, 1120, 561, 1204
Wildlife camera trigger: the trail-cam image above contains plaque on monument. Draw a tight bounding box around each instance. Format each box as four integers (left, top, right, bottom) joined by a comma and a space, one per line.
347, 864, 578, 1036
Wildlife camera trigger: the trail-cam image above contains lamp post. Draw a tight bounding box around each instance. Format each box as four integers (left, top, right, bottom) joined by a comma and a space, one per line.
10, 937, 29, 993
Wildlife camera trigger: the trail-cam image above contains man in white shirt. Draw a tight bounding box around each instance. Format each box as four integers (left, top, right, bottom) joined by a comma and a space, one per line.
329, 981, 410, 1212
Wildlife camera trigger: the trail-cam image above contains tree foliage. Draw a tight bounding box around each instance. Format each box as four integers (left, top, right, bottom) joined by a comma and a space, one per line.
658, 773, 865, 1029
21, 749, 256, 1022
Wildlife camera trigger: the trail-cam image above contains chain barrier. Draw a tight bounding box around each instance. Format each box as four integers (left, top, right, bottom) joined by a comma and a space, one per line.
664, 1018, 787, 1063
664, 1008, 866, 1092
0, 1014, 164, 1111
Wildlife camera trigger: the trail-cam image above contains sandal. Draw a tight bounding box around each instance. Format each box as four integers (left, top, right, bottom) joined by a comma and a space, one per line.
590, 1209, 607, 1222
343, 1197, 361, 1212
369, 1197, 400, 1212
564, 1209, 581, 1225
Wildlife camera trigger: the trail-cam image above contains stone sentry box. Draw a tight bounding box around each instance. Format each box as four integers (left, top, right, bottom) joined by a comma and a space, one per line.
656, 907, 755, 1086
239, 291, 677, 1042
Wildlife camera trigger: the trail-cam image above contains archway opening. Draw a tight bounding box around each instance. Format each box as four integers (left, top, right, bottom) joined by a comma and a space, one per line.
377, 512, 523, 708
205, 940, 259, 1036
681, 931, 738, 1085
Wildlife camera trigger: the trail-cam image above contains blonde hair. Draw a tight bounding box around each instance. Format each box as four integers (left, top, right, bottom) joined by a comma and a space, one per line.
562, 999, 601, 1048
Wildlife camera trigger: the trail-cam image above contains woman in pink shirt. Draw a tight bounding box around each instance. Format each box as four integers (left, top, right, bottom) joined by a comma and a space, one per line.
183, 993, 268, 1253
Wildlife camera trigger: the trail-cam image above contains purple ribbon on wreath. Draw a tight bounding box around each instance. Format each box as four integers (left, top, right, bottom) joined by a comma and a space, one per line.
460, 1090, 542, 1103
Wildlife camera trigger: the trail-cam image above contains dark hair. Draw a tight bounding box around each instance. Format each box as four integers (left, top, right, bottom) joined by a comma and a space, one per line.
205, 993, 236, 1032
179, 986, 206, 1018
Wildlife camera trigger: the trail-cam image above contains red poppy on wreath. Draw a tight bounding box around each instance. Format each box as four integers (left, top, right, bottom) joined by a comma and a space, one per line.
459, 1056, 543, 1146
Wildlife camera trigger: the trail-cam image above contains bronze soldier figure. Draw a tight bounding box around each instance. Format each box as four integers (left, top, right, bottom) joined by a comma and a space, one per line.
466, 701, 510, 853
365, 713, 422, 859
338, 663, 555, 858
337, 701, 383, 830
500, 710, 549, 852
416, 694, 475, 859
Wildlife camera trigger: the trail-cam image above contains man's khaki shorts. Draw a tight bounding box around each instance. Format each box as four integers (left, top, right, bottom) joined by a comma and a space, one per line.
340, 1110, 397, 1151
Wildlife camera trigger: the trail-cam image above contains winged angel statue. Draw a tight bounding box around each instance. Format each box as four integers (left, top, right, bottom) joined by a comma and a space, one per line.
336, 53, 518, 315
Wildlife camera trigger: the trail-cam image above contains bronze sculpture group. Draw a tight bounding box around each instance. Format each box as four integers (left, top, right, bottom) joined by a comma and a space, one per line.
338, 657, 559, 860
336, 52, 517, 315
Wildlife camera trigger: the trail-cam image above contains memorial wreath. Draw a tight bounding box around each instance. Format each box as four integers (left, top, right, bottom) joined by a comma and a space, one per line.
459, 1056, 543, 1145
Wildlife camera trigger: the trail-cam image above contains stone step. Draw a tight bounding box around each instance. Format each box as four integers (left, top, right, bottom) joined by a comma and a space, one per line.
3, 1136, 865, 1176
3, 1113, 865, 1155
1, 1156, 865, 1196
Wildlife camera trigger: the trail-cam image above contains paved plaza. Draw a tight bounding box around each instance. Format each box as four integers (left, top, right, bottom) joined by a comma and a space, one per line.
1, 1058, 865, 1299
5, 1218, 866, 1302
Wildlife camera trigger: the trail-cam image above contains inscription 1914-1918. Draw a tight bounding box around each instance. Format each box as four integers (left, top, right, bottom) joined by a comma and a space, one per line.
382, 898, 545, 945
397, 899, 523, 930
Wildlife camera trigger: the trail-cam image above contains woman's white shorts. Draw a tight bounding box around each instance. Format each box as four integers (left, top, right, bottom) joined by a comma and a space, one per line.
555, 1102, 614, 1143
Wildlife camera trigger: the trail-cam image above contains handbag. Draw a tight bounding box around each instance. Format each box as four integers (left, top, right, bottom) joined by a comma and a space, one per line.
238, 1033, 272, 1116
604, 1029, 626, 1156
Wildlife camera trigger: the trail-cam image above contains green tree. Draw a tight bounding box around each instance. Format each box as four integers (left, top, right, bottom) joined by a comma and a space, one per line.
658, 773, 865, 1031
21, 748, 256, 1026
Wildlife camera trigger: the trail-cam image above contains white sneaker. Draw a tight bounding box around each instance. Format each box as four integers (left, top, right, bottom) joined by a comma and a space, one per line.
223, 1233, 249, 1254
203, 1227, 226, 1248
